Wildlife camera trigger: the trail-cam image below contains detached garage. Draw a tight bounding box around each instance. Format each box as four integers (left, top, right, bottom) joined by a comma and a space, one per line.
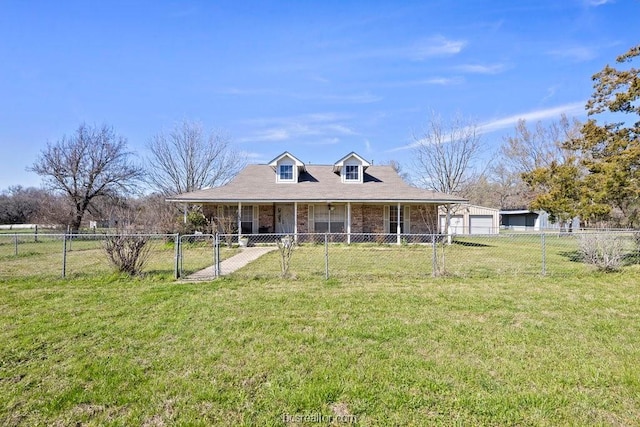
439, 204, 500, 235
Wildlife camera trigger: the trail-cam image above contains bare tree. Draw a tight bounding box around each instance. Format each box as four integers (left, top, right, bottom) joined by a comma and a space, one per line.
412, 111, 483, 234
29, 124, 143, 232
500, 114, 579, 175
0, 186, 47, 224
495, 115, 582, 210
146, 120, 246, 196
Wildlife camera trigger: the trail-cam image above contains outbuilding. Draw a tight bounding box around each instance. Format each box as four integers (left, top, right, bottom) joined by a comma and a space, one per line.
438, 204, 500, 235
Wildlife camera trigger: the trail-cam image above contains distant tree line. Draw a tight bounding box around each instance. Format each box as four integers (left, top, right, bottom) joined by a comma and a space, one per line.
1, 120, 245, 232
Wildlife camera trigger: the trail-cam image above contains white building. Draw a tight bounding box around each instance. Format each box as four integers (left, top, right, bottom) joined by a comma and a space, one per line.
439, 204, 500, 235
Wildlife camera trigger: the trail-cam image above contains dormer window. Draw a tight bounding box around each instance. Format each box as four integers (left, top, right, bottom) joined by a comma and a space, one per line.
344, 165, 359, 181
333, 152, 371, 184
279, 164, 293, 181
268, 151, 306, 183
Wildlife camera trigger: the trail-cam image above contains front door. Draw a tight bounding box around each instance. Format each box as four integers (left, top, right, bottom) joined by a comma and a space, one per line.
275, 204, 295, 233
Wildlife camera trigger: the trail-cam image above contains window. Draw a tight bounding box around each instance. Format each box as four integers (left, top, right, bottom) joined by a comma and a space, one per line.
389, 206, 404, 233
279, 164, 293, 181
240, 206, 253, 234
385, 205, 410, 234
345, 165, 359, 181
313, 205, 345, 233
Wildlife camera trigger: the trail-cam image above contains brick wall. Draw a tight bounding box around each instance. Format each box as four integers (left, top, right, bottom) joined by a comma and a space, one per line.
350, 204, 363, 233
258, 205, 274, 233
296, 204, 309, 233
199, 202, 439, 234
410, 204, 438, 234
362, 205, 384, 233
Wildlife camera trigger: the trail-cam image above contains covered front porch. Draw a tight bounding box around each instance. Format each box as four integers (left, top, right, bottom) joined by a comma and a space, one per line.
200, 202, 442, 244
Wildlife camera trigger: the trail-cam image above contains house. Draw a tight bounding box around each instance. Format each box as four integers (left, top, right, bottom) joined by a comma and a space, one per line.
166, 151, 467, 243
438, 204, 500, 235
499, 209, 580, 231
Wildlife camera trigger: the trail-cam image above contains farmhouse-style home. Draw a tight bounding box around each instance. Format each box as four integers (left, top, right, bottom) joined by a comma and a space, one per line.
167, 152, 467, 242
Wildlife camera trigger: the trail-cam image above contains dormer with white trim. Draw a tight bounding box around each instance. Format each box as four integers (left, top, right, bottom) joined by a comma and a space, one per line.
268, 152, 306, 183
333, 152, 371, 184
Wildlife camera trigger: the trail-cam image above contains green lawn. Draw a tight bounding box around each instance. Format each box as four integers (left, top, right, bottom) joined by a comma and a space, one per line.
0, 235, 239, 280
1, 272, 639, 426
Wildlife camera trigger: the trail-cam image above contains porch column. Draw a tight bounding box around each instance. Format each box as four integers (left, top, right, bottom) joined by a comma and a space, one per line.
294, 202, 298, 241
446, 203, 452, 244
237, 202, 242, 239
397, 202, 401, 245
347, 202, 351, 244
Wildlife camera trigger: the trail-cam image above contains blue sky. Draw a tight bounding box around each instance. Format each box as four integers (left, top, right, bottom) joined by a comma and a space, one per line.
1, 0, 638, 190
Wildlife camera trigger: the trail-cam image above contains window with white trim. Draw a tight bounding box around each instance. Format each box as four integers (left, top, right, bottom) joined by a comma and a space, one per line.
240, 206, 254, 234
344, 165, 359, 181
385, 205, 411, 233
389, 206, 404, 233
278, 164, 293, 181
313, 205, 346, 233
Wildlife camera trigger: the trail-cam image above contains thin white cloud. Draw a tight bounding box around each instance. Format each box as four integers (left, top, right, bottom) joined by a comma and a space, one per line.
305, 137, 340, 146
383, 77, 465, 87
298, 92, 382, 104
541, 85, 559, 103
410, 36, 467, 59
364, 139, 372, 153
237, 113, 359, 143
548, 46, 597, 62
453, 63, 507, 74
387, 102, 586, 152
585, 0, 614, 6
217, 87, 278, 96
477, 102, 586, 134
348, 35, 466, 62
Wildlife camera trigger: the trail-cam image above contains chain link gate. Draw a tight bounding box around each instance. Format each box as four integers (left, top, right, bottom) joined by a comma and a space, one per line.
177, 233, 218, 279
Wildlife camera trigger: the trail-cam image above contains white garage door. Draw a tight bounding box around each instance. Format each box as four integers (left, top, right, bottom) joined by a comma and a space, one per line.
469, 215, 493, 234
440, 215, 464, 234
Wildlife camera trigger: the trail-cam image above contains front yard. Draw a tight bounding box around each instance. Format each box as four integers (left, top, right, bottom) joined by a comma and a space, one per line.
1, 273, 639, 425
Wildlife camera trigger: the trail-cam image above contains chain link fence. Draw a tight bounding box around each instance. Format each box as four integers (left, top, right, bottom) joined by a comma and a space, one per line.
2, 231, 639, 281
0, 233, 179, 279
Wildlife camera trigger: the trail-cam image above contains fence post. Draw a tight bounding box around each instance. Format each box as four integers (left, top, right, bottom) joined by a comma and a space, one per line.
35, 224, 38, 243
62, 233, 67, 278
432, 235, 437, 277
14, 233, 18, 256
541, 232, 546, 276
174, 234, 180, 279
324, 233, 329, 280
214, 233, 220, 278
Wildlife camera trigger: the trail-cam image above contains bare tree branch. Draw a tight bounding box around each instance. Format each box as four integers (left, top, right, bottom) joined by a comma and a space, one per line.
29, 123, 143, 232
412, 111, 482, 195
146, 120, 246, 196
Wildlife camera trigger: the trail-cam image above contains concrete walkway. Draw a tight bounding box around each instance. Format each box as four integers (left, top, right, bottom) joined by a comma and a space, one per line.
181, 246, 278, 281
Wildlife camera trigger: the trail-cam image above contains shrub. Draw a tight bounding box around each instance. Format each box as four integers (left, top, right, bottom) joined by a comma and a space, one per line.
103, 234, 151, 276
578, 233, 624, 272
276, 235, 296, 278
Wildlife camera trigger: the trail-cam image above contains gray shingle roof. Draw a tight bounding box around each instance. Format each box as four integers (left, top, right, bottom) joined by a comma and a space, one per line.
166, 164, 467, 204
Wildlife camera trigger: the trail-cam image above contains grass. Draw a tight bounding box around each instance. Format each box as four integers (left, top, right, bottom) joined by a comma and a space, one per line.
1, 272, 639, 426
2, 232, 640, 281
0, 235, 240, 280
